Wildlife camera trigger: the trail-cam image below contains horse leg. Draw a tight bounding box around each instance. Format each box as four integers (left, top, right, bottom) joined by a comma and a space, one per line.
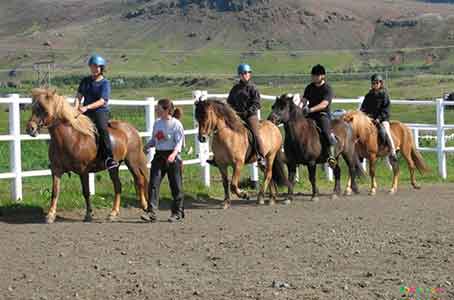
284, 163, 297, 205
343, 154, 359, 196
388, 155, 400, 195
46, 172, 62, 224
307, 164, 319, 202
219, 165, 231, 209
258, 154, 275, 206
125, 159, 148, 211
80, 173, 93, 222
369, 155, 378, 196
230, 161, 249, 201
332, 164, 341, 200
402, 145, 421, 190
108, 168, 122, 221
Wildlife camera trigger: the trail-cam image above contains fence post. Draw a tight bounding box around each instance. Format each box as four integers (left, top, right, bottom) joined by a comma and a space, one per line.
250, 109, 260, 189
145, 97, 156, 163
413, 128, 419, 151
8, 94, 22, 201
88, 173, 95, 195
324, 164, 334, 182
436, 98, 447, 179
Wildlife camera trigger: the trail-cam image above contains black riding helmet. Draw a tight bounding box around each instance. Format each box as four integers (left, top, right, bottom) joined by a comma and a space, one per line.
370, 74, 384, 82
311, 64, 326, 75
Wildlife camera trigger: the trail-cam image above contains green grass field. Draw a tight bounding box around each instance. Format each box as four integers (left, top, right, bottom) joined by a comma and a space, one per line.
1, 78, 454, 213
1, 46, 454, 212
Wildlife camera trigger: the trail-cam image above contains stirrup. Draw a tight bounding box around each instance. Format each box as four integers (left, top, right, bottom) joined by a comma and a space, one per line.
327, 156, 337, 168
105, 158, 119, 170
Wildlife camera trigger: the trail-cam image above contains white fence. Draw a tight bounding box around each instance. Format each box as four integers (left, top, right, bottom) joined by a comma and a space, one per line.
0, 91, 453, 201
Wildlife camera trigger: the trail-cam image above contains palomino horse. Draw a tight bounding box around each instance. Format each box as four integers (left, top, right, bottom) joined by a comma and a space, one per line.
343, 110, 429, 195
26, 89, 149, 223
268, 94, 363, 202
195, 99, 290, 208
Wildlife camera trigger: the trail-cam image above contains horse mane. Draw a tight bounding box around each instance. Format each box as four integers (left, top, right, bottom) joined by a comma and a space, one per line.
205, 99, 246, 132
31, 88, 97, 138
343, 110, 376, 143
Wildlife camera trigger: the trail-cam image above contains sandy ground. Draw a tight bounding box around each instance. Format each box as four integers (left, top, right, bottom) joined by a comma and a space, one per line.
1, 184, 453, 300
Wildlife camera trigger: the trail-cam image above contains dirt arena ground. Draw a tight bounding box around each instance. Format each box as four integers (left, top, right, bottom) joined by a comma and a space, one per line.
1, 184, 453, 300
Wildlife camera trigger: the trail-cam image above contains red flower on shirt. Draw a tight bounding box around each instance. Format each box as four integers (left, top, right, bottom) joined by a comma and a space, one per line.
155, 130, 165, 141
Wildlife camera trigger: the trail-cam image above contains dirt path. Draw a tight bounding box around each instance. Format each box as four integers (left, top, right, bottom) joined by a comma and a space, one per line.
1, 185, 453, 300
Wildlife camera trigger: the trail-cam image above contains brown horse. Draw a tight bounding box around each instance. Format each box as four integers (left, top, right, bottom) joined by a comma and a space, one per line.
268, 94, 363, 202
26, 88, 149, 223
343, 110, 429, 195
195, 99, 290, 208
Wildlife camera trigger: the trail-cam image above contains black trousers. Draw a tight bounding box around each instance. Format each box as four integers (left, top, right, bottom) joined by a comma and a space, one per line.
148, 151, 184, 217
85, 110, 114, 159
311, 113, 335, 146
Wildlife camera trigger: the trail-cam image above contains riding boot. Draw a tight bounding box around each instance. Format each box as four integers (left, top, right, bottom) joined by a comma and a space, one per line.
327, 133, 337, 168
206, 158, 218, 167
384, 132, 398, 162
248, 115, 266, 168
382, 121, 398, 162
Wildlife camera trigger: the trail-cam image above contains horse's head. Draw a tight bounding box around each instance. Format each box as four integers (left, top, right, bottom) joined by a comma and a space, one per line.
268, 93, 299, 124
194, 99, 216, 143
26, 88, 59, 137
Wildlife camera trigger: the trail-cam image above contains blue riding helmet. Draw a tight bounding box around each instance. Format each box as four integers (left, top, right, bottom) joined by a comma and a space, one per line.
237, 63, 252, 75
88, 54, 106, 66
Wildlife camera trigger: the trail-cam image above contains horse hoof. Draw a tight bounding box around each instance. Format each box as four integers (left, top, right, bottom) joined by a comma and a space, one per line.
282, 199, 292, 205
45, 214, 56, 224
257, 199, 265, 205
369, 190, 376, 196
222, 203, 230, 210
83, 214, 93, 222
388, 189, 396, 195
343, 189, 352, 196
268, 200, 276, 206
107, 214, 119, 222
311, 196, 319, 202
413, 185, 421, 190
241, 193, 250, 200
331, 194, 339, 201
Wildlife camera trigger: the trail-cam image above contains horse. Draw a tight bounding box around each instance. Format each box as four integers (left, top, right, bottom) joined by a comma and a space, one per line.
26, 88, 149, 223
343, 110, 429, 195
194, 99, 290, 208
267, 93, 363, 202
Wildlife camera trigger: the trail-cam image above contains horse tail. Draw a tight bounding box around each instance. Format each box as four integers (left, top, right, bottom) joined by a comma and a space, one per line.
411, 144, 430, 174
354, 153, 367, 178
272, 151, 291, 187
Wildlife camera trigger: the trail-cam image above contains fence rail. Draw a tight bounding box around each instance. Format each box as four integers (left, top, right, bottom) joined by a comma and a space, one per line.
0, 91, 452, 201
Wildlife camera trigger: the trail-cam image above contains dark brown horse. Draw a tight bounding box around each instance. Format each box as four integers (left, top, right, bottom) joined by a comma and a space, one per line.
268, 94, 363, 202
343, 110, 429, 195
26, 88, 149, 223
195, 99, 290, 208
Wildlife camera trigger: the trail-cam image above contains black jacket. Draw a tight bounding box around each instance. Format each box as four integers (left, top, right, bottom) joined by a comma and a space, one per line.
360, 89, 390, 122
227, 80, 261, 119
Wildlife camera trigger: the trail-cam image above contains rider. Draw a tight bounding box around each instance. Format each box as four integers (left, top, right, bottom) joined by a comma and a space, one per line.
360, 74, 397, 161
302, 64, 337, 167
207, 63, 266, 167
228, 63, 265, 166
74, 54, 119, 170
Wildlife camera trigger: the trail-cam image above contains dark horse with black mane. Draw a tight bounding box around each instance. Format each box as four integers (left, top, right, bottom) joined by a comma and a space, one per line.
268, 94, 363, 202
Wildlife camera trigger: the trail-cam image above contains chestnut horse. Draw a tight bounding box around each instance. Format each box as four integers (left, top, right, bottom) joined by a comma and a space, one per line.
343, 110, 429, 195
195, 99, 290, 208
26, 89, 149, 223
